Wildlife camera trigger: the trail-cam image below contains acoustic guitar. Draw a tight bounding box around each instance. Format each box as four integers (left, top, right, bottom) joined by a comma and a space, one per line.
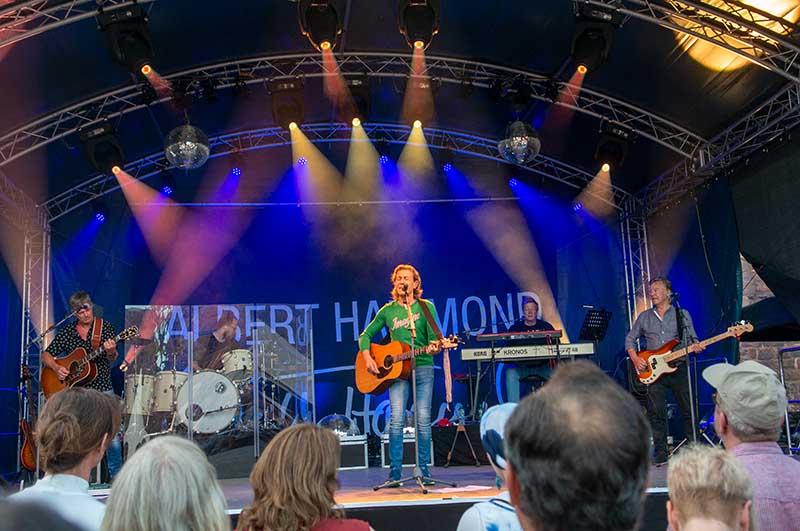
355, 335, 461, 395
41, 326, 139, 398
19, 364, 38, 472
635, 322, 752, 385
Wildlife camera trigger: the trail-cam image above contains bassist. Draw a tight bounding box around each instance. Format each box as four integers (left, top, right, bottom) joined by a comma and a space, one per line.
358, 264, 441, 486
625, 277, 703, 466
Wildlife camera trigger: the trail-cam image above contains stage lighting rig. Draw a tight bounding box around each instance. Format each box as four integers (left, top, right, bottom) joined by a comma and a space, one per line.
270, 79, 305, 130
594, 120, 634, 171
570, 1, 621, 73
91, 200, 109, 223
298, 0, 343, 51
498, 120, 541, 165
398, 0, 440, 50
342, 75, 371, 122
96, 3, 155, 76
159, 171, 177, 196
79, 121, 124, 175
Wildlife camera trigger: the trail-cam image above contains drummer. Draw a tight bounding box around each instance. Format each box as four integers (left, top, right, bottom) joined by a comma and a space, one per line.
193, 310, 245, 371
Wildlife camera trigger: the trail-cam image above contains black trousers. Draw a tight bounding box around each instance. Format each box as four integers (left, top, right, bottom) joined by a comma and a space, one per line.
644, 362, 695, 459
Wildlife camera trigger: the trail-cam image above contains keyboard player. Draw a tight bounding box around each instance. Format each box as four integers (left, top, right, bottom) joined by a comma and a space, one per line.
504, 296, 556, 402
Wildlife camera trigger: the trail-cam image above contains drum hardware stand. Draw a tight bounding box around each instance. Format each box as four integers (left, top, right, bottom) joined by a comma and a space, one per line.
374, 294, 457, 494
444, 423, 480, 467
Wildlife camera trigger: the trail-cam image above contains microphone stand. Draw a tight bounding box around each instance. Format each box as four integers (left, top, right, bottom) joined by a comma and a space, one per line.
672, 297, 698, 449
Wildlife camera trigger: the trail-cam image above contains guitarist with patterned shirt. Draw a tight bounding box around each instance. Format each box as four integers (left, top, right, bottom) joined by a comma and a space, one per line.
42, 290, 122, 479
358, 264, 442, 487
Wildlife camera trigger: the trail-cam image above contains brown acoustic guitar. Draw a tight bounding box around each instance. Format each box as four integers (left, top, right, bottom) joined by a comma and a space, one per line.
19, 364, 38, 472
355, 335, 462, 395
41, 326, 139, 398
635, 322, 752, 385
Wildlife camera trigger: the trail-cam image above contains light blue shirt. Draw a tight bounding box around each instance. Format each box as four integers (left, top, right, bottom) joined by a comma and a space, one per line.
9, 474, 105, 531
625, 305, 698, 353
456, 490, 522, 531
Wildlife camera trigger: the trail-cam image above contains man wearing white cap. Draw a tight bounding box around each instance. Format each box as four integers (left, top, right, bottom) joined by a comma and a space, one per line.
703, 359, 800, 531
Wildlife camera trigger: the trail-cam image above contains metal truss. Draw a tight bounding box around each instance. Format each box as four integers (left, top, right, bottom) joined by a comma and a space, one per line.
0, 168, 41, 231
639, 80, 800, 213
620, 201, 651, 327
0, 0, 155, 52
585, 0, 800, 83
42, 121, 634, 221
0, 52, 706, 168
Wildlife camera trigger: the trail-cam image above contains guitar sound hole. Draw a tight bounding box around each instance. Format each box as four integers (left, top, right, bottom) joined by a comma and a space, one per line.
383, 356, 394, 369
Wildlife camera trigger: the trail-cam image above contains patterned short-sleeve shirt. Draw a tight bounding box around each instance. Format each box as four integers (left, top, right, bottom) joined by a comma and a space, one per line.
44, 319, 116, 392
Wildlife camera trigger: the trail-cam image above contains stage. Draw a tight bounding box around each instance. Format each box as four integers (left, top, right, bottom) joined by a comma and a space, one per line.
217, 464, 670, 531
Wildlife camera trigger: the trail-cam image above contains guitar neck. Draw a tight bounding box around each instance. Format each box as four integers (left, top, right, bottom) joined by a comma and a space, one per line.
664, 331, 734, 363
394, 345, 431, 362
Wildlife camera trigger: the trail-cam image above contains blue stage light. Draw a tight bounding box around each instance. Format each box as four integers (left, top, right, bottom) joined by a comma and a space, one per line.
443, 162, 453, 172
573, 202, 584, 212
296, 157, 308, 166
509, 178, 519, 187
161, 185, 173, 196
379, 155, 390, 165
231, 167, 242, 177
95, 212, 106, 222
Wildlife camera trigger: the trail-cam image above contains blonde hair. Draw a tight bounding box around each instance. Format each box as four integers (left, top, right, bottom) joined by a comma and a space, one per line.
668, 444, 754, 529
238, 424, 343, 531
390, 264, 423, 301
37, 388, 120, 473
101, 436, 229, 531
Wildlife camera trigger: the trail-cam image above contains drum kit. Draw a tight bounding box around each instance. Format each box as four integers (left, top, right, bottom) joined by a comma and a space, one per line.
123, 346, 298, 444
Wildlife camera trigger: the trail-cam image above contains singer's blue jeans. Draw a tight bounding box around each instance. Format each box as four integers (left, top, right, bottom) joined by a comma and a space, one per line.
387, 365, 433, 479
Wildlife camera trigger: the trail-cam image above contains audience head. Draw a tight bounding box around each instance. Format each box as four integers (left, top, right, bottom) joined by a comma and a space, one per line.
0, 500, 84, 531
238, 423, 342, 531
37, 388, 121, 476
667, 444, 753, 531
703, 360, 786, 445
480, 402, 517, 486
101, 436, 229, 531
505, 361, 651, 531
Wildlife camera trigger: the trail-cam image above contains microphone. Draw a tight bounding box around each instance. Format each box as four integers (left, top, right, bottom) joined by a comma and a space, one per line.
69, 303, 90, 317
401, 283, 409, 293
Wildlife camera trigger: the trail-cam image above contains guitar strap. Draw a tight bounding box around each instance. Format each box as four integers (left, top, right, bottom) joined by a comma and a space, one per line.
91, 317, 103, 351
418, 299, 452, 405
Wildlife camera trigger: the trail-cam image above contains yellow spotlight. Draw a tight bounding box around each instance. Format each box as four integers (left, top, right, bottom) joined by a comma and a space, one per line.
413, 119, 422, 129
414, 40, 424, 50
141, 64, 152, 76
352, 117, 361, 127
601, 163, 610, 173
577, 64, 588, 75
289, 122, 298, 131
320, 41, 331, 51
111, 165, 122, 175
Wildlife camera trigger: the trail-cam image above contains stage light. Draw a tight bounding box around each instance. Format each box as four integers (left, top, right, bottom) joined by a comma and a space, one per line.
498, 120, 541, 164
289, 122, 298, 130
111, 165, 121, 175
96, 4, 155, 76
352, 117, 361, 127
398, 0, 441, 50
165, 124, 210, 170
573, 202, 584, 212
443, 162, 452, 172
296, 156, 308, 166
571, 2, 618, 73
594, 120, 634, 171
441, 149, 454, 173
232, 167, 242, 177
601, 163, 610, 173
413, 120, 422, 128
141, 64, 151, 76
509, 178, 519, 187
270, 79, 305, 131
380, 154, 390, 165
160, 171, 177, 196
92, 201, 109, 223
79, 121, 124, 175
298, 0, 343, 52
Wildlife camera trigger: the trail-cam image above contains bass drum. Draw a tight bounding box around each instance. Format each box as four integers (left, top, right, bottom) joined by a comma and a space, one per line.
176, 371, 239, 434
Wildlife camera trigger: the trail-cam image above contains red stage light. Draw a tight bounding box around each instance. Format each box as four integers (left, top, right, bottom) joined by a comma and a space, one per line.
414, 40, 424, 50
141, 64, 152, 76
320, 41, 331, 51
577, 64, 588, 75
111, 165, 122, 175
601, 163, 611, 172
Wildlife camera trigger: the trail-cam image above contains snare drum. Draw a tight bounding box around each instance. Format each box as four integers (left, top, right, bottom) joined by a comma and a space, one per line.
152, 370, 188, 413
222, 349, 253, 381
176, 371, 239, 434
124, 373, 155, 416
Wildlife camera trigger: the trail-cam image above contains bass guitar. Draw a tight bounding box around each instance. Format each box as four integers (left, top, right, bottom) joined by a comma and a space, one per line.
41, 326, 139, 398
355, 335, 462, 395
636, 322, 752, 385
19, 364, 38, 472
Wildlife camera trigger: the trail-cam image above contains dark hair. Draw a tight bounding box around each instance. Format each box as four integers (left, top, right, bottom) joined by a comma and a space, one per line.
68, 291, 92, 313
36, 388, 121, 474
505, 361, 651, 531
649, 276, 672, 293
0, 500, 84, 531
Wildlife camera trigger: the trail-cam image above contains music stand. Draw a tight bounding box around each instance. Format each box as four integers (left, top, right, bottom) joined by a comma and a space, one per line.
578, 309, 612, 365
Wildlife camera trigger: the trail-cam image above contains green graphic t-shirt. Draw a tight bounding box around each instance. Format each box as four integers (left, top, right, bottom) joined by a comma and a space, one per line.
357, 299, 440, 367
